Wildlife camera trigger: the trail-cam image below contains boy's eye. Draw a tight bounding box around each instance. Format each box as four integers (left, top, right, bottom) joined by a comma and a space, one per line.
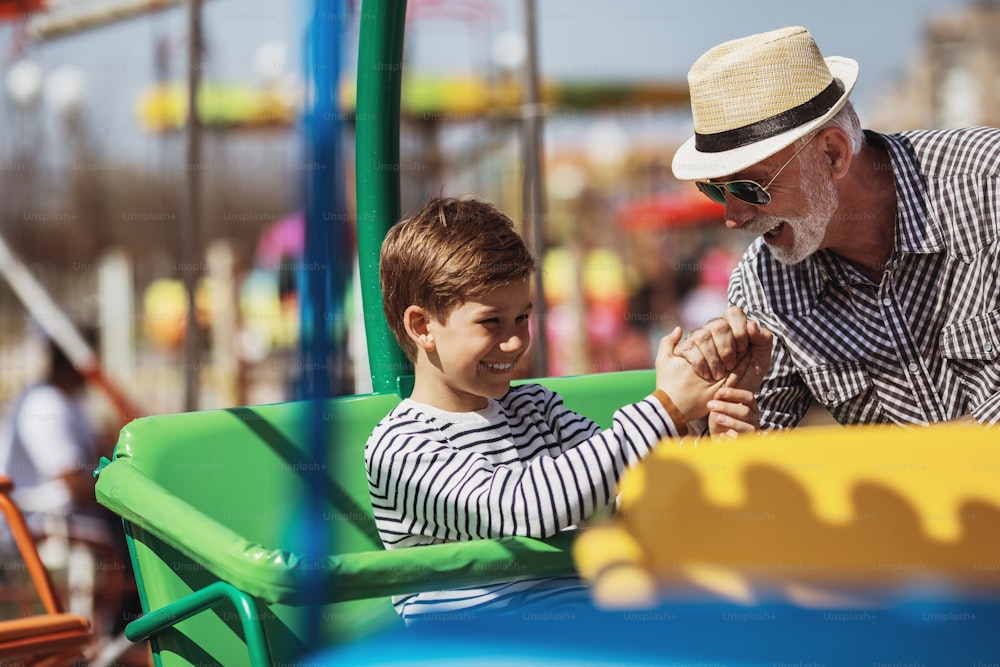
478, 313, 531, 326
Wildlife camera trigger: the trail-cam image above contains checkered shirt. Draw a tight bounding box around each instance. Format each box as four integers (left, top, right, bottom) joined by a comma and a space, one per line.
730, 126, 1000, 427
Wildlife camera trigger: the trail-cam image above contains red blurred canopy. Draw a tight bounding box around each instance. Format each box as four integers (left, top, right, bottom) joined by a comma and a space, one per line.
0, 0, 45, 20
617, 190, 724, 232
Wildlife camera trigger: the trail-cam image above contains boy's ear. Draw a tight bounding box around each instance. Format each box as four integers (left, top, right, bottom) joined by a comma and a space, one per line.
403, 305, 435, 351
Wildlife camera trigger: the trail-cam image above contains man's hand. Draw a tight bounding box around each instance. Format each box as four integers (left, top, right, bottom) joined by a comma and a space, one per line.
725, 319, 773, 393
674, 306, 772, 390
673, 306, 749, 381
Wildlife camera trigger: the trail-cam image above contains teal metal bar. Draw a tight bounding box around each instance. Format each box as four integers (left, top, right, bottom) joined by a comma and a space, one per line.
124, 581, 271, 667
355, 0, 410, 393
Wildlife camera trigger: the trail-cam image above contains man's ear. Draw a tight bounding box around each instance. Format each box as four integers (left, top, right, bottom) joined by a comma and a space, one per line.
819, 126, 852, 179
403, 305, 435, 351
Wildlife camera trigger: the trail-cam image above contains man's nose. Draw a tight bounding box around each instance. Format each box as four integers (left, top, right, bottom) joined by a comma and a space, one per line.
724, 197, 758, 230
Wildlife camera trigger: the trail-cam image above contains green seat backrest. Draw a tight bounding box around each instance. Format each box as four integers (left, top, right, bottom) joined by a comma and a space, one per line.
523, 370, 654, 427
111, 393, 406, 663
101, 370, 655, 665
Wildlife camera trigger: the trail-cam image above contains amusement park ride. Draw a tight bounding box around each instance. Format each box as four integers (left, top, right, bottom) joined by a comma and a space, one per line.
0, 1, 998, 666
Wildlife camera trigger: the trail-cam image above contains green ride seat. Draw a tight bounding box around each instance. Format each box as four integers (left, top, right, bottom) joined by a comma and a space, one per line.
94, 370, 655, 666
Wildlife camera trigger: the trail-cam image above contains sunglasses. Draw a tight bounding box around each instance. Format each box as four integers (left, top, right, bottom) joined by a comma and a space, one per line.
695, 132, 820, 206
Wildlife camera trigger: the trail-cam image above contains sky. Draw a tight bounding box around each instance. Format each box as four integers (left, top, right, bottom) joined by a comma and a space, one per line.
402, 0, 974, 111
0, 0, 979, 166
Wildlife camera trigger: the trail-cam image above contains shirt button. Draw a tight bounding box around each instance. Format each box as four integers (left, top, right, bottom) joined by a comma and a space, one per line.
826, 391, 837, 402
882, 297, 892, 306
986, 342, 995, 352
907, 362, 919, 372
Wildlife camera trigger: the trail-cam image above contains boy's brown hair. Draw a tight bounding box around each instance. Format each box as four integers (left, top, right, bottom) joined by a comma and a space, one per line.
380, 196, 536, 361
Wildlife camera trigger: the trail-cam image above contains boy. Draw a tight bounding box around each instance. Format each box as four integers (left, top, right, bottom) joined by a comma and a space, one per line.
366, 196, 772, 622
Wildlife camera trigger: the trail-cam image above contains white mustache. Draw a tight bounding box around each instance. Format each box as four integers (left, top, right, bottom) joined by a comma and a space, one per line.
743, 215, 786, 236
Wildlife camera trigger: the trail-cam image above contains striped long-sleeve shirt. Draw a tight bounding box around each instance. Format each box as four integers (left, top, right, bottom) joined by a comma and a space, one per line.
730, 127, 1000, 428
364, 383, 682, 621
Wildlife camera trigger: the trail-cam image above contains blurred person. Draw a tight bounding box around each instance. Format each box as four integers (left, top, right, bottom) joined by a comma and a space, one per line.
0, 333, 140, 635
1, 336, 102, 522
670, 26, 1000, 428
679, 247, 740, 332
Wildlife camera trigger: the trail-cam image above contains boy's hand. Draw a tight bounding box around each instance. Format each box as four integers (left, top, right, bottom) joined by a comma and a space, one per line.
655, 327, 728, 422
707, 387, 760, 438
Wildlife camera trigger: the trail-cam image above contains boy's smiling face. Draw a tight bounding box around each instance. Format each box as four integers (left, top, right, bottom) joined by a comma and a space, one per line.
410, 279, 532, 412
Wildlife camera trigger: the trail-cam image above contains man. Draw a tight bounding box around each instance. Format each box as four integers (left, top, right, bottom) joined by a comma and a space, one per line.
670, 26, 1000, 427
1, 337, 100, 518
1, 333, 141, 635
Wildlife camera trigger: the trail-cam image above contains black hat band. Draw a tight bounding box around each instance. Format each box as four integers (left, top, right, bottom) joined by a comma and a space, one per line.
694, 79, 844, 153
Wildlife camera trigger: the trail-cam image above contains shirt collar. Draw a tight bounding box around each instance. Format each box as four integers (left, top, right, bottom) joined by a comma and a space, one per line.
868, 130, 944, 254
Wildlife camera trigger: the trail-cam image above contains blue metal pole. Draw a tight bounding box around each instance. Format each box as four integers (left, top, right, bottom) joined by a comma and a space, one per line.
298, 0, 348, 647
300, 0, 349, 403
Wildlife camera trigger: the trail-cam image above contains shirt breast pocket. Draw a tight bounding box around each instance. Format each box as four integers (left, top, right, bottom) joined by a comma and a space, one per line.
799, 360, 884, 424
939, 309, 1000, 411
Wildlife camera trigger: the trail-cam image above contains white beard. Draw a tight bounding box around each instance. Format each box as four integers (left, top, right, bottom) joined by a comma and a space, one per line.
748, 155, 839, 265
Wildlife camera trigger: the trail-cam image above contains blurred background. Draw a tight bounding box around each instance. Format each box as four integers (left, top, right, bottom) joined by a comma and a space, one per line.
0, 0, 997, 429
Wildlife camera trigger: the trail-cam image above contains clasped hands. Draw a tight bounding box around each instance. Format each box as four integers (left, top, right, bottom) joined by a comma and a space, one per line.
656, 306, 773, 437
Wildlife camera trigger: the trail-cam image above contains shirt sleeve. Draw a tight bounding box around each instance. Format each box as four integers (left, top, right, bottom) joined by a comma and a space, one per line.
365, 395, 684, 545
756, 334, 818, 429
729, 261, 813, 430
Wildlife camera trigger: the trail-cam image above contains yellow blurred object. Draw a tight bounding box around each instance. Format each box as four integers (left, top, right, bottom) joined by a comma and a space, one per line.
573, 423, 1000, 608
143, 279, 187, 349
238, 269, 299, 355
142, 278, 214, 349
573, 525, 657, 609
338, 75, 687, 120
582, 247, 626, 303
541, 247, 577, 305
136, 82, 298, 133
138, 75, 687, 133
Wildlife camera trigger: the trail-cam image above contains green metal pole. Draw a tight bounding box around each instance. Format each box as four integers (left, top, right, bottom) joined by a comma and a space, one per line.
355, 0, 410, 394
125, 581, 271, 667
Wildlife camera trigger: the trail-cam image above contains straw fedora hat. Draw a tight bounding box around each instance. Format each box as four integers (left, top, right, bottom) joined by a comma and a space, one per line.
672, 26, 858, 181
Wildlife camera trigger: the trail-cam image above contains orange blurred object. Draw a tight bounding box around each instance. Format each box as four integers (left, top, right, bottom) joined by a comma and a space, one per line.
0, 475, 93, 665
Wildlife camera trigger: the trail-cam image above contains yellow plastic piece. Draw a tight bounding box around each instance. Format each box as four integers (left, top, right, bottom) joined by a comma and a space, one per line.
574, 422, 1000, 607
